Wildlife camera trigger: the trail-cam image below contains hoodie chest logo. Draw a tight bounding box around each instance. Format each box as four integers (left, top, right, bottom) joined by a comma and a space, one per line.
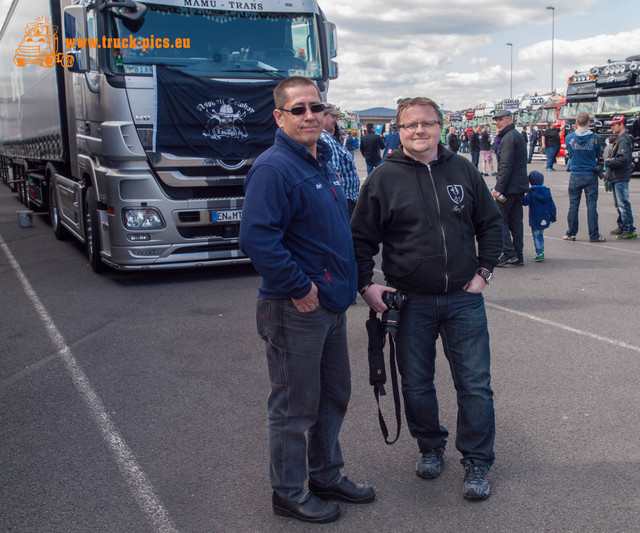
447, 184, 465, 214
447, 185, 464, 204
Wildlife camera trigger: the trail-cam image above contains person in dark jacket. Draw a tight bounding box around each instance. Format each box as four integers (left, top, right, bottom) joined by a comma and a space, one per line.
606, 114, 636, 239
469, 125, 481, 168
528, 126, 538, 163
541, 125, 561, 170
360, 123, 385, 173
239, 77, 374, 524
352, 97, 502, 501
522, 170, 556, 261
492, 110, 529, 266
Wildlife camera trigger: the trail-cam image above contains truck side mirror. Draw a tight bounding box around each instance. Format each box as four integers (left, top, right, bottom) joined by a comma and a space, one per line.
64, 5, 90, 73
325, 21, 338, 58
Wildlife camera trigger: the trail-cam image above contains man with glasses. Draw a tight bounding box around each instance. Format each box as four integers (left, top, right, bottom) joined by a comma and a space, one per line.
351, 97, 502, 500
240, 76, 374, 524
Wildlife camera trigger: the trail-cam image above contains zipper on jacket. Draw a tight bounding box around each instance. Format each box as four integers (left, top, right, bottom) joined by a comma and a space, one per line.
426, 163, 449, 292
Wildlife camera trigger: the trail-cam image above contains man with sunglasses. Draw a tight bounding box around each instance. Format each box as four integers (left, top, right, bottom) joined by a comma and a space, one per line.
240, 76, 374, 525
351, 97, 502, 500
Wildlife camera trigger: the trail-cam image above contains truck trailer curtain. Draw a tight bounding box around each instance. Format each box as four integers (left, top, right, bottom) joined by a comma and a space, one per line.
153, 66, 278, 159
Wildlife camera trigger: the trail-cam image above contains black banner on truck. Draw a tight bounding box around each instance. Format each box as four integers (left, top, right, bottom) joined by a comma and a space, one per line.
154, 65, 278, 159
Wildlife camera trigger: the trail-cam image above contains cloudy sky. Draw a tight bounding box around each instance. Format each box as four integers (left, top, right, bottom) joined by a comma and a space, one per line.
320, 0, 640, 112
1, 0, 639, 113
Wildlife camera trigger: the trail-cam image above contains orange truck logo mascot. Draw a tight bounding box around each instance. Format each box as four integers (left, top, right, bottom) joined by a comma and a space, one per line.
14, 17, 73, 68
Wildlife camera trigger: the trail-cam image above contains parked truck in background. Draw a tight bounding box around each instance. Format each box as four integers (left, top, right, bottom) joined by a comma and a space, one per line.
0, 0, 338, 270
593, 55, 640, 173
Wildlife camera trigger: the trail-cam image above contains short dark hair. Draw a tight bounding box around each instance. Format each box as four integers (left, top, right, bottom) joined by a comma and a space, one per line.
273, 77, 321, 109
396, 97, 443, 127
366, 123, 374, 132
576, 112, 590, 127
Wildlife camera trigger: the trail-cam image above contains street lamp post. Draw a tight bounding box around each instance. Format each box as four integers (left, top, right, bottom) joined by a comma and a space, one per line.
506, 42, 513, 98
546, 6, 555, 93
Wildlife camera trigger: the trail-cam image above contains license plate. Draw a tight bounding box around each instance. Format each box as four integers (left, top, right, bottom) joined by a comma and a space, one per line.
211, 209, 242, 223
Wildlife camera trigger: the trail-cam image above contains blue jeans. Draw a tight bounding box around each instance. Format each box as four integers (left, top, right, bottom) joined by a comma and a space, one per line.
528, 143, 536, 163
257, 299, 351, 502
531, 228, 545, 254
612, 182, 635, 233
545, 146, 560, 169
567, 173, 600, 239
470, 150, 480, 169
366, 160, 381, 174
394, 290, 495, 466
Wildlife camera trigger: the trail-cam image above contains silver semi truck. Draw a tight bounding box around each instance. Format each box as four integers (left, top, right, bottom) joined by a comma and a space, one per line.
0, 0, 338, 270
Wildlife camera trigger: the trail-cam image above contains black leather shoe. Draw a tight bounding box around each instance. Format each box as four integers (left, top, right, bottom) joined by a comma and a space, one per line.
309, 476, 376, 504
272, 492, 340, 523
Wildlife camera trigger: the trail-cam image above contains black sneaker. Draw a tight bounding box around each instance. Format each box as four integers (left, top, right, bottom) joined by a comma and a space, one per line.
589, 235, 606, 242
610, 228, 623, 235
416, 449, 445, 479
463, 461, 491, 500
496, 253, 518, 267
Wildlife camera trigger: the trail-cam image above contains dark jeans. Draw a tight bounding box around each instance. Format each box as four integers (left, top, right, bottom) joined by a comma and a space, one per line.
395, 290, 495, 466
498, 193, 524, 257
567, 173, 600, 239
470, 150, 480, 168
528, 143, 536, 163
545, 146, 560, 169
257, 299, 351, 502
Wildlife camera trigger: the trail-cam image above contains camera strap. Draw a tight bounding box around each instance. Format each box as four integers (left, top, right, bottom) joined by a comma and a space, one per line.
367, 309, 402, 445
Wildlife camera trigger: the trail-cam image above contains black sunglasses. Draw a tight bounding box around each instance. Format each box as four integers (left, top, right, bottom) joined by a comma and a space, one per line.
278, 104, 325, 116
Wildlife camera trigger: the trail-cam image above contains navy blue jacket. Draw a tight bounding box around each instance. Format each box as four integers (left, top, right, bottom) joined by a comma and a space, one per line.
239, 129, 357, 313
523, 185, 557, 230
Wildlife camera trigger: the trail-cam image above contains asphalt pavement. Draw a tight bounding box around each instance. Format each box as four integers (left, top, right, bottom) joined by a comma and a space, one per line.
2, 150, 640, 532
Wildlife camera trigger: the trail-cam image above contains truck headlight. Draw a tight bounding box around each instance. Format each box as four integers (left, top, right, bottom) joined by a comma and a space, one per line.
123, 207, 165, 229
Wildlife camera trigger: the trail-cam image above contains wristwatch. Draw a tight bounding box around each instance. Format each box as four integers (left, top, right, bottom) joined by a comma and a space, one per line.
477, 268, 494, 285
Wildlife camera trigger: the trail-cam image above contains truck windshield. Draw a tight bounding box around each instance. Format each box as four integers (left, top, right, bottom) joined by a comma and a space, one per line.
537, 107, 558, 124
597, 94, 640, 115
558, 101, 597, 120
106, 4, 323, 79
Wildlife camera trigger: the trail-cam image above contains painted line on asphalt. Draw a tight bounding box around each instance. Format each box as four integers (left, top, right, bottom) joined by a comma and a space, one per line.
0, 234, 179, 533
371, 268, 640, 353
486, 302, 640, 354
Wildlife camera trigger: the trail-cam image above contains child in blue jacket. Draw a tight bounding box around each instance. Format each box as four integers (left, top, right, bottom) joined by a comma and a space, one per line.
522, 170, 556, 262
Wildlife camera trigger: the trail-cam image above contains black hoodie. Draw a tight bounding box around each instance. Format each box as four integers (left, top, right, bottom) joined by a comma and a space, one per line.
351, 144, 503, 294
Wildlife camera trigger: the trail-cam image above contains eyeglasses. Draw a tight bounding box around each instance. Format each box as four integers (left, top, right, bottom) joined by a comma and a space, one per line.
398, 120, 440, 131
278, 104, 325, 116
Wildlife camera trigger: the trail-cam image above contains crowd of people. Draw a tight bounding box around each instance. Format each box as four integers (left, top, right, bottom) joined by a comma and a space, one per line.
239, 78, 636, 524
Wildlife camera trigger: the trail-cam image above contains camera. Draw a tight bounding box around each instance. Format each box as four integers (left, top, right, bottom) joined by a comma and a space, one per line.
381, 290, 408, 336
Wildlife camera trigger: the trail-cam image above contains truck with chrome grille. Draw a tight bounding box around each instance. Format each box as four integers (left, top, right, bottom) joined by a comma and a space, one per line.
0, 0, 338, 270
593, 55, 640, 173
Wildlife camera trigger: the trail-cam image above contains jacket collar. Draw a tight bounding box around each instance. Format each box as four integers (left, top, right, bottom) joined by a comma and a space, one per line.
275, 128, 332, 166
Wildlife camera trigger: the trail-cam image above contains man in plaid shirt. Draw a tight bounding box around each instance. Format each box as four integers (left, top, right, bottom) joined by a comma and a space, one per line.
320, 104, 361, 217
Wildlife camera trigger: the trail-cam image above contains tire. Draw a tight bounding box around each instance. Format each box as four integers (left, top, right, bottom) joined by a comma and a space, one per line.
48, 175, 70, 240
84, 188, 105, 272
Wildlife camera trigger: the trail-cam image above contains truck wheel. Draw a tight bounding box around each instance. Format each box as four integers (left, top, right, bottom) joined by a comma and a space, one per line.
84, 188, 105, 272
49, 175, 69, 240
13, 56, 25, 67
42, 55, 55, 68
